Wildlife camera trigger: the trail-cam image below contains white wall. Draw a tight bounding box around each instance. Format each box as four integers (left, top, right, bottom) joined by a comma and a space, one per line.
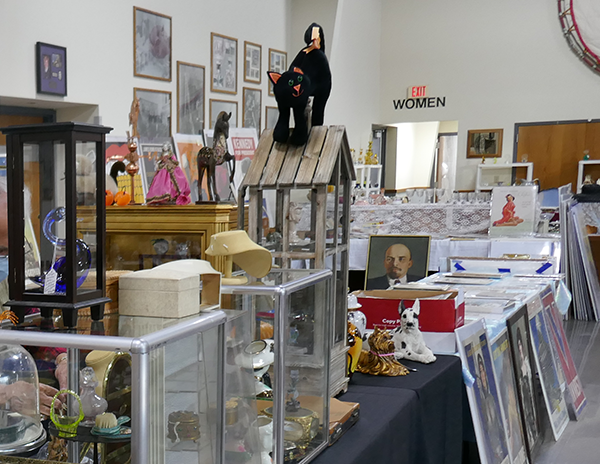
378, 0, 600, 190
394, 121, 439, 189
0, 0, 291, 135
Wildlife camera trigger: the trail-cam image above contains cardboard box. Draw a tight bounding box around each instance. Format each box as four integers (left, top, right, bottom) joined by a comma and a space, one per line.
354, 289, 465, 333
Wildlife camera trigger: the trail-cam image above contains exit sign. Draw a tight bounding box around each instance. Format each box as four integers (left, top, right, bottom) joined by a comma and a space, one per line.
408, 86, 427, 98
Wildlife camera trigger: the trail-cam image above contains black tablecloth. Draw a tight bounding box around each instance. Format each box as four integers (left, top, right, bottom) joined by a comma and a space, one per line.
314, 389, 419, 464
314, 355, 464, 464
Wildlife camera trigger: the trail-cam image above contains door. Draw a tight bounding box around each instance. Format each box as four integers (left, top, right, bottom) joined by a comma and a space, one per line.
515, 121, 600, 191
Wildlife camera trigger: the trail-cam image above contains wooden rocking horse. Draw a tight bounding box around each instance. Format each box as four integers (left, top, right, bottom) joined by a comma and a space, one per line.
196, 111, 235, 202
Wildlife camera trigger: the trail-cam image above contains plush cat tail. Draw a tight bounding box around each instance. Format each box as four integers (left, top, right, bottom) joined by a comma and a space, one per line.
304, 23, 325, 53
267, 71, 281, 85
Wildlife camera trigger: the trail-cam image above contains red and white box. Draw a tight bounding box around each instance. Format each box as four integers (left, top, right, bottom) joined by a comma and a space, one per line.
353, 289, 465, 354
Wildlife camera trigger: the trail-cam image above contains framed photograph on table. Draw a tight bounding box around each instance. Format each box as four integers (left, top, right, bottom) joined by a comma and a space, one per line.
456, 319, 510, 464
243, 88, 261, 133
265, 106, 279, 130
177, 61, 205, 134
467, 129, 503, 159
211, 33, 237, 94
134, 88, 172, 139
364, 235, 431, 290
209, 99, 237, 129
489, 186, 538, 237
244, 41, 261, 84
268, 48, 287, 96
506, 305, 541, 462
134, 7, 172, 81
138, 137, 173, 197
36, 42, 67, 96
526, 295, 569, 441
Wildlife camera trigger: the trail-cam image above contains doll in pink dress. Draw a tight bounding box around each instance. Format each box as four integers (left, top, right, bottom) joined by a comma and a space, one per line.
146, 142, 191, 205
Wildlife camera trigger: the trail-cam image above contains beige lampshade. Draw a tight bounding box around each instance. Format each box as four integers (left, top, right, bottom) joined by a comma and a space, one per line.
205, 230, 272, 278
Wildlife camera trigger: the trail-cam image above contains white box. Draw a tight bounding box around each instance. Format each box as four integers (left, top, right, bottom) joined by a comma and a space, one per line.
119, 269, 200, 318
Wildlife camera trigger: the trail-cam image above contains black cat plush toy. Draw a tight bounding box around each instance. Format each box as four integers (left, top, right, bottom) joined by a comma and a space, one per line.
267, 23, 331, 146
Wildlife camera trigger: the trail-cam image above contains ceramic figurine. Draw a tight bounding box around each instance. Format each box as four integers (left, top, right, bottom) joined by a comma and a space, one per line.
79, 367, 108, 425
146, 142, 192, 205
288, 202, 306, 244
583, 150, 590, 160
357, 327, 409, 376
391, 300, 436, 364
584, 174, 594, 185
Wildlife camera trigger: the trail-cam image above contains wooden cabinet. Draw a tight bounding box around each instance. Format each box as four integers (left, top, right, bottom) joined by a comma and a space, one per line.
78, 204, 241, 274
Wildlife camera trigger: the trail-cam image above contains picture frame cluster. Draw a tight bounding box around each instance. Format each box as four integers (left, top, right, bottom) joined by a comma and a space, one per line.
130, 6, 287, 137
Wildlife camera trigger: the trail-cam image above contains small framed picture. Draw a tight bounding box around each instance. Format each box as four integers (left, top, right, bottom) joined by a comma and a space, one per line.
177, 61, 205, 134
507, 305, 541, 461
36, 42, 67, 96
211, 33, 238, 94
467, 129, 503, 159
243, 87, 261, 133
364, 235, 431, 290
489, 185, 538, 237
244, 41, 261, 84
138, 137, 173, 197
134, 88, 172, 139
173, 133, 205, 203
268, 48, 287, 96
265, 106, 279, 130
209, 99, 238, 129
134, 7, 172, 81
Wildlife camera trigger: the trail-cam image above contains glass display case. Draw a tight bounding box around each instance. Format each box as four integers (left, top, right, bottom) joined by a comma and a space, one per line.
0, 308, 229, 464
221, 269, 333, 464
1, 123, 113, 327
0, 344, 46, 455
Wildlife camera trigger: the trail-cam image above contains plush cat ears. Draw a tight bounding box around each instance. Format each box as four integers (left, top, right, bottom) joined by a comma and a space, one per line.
267, 71, 281, 85
267, 68, 304, 85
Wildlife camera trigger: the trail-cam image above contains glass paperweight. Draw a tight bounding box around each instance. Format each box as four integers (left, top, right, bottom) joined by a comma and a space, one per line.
0, 344, 46, 455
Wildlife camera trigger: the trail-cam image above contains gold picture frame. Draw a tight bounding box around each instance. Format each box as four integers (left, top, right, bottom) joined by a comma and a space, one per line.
133, 7, 172, 81
467, 129, 503, 159
268, 48, 287, 97
177, 61, 205, 134
244, 41, 262, 84
211, 32, 238, 95
242, 87, 261, 133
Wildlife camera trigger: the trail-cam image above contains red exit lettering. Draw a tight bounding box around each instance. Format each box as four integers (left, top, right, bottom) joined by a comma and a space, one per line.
409, 86, 427, 98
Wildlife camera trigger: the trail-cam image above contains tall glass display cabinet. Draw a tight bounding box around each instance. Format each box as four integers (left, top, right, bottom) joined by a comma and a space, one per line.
0, 309, 229, 464
221, 268, 333, 464
1, 122, 112, 327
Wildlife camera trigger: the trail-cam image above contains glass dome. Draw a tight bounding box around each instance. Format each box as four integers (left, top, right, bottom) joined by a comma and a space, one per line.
0, 344, 46, 455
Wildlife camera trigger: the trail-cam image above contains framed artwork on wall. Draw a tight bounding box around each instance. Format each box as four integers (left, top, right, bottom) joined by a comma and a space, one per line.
177, 61, 205, 134
268, 48, 287, 96
243, 87, 261, 133
134, 7, 172, 81
467, 129, 503, 159
134, 88, 172, 139
209, 99, 237, 130
244, 41, 261, 84
265, 106, 279, 130
36, 42, 67, 96
211, 33, 237, 94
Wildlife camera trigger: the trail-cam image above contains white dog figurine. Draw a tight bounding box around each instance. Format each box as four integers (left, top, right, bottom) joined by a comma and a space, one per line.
392, 299, 436, 364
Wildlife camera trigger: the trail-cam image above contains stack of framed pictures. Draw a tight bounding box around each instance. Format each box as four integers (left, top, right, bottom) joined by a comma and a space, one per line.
458, 286, 585, 463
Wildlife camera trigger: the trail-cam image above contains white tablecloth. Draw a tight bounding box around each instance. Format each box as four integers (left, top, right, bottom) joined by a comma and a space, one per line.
349, 237, 560, 272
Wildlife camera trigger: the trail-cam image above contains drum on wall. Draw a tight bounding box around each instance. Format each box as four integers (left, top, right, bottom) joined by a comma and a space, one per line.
559, 0, 600, 72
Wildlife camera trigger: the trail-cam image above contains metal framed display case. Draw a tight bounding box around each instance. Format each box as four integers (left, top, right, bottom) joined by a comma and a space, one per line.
221, 268, 333, 464
1, 123, 112, 327
0, 309, 229, 464
239, 127, 354, 396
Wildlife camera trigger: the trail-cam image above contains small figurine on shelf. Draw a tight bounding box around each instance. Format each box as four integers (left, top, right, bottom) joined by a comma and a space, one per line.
79, 367, 108, 425
285, 369, 301, 413
481, 156, 485, 164
521, 153, 528, 163
365, 141, 378, 165
357, 148, 365, 165
584, 150, 590, 160
583, 174, 594, 185
146, 142, 192, 205
124, 131, 140, 204
197, 111, 235, 202
391, 300, 436, 364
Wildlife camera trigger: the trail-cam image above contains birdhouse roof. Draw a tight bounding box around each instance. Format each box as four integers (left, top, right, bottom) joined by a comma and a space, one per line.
241, 125, 355, 188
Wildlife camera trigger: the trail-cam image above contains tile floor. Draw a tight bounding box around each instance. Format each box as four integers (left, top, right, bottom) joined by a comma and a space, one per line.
536, 320, 600, 463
